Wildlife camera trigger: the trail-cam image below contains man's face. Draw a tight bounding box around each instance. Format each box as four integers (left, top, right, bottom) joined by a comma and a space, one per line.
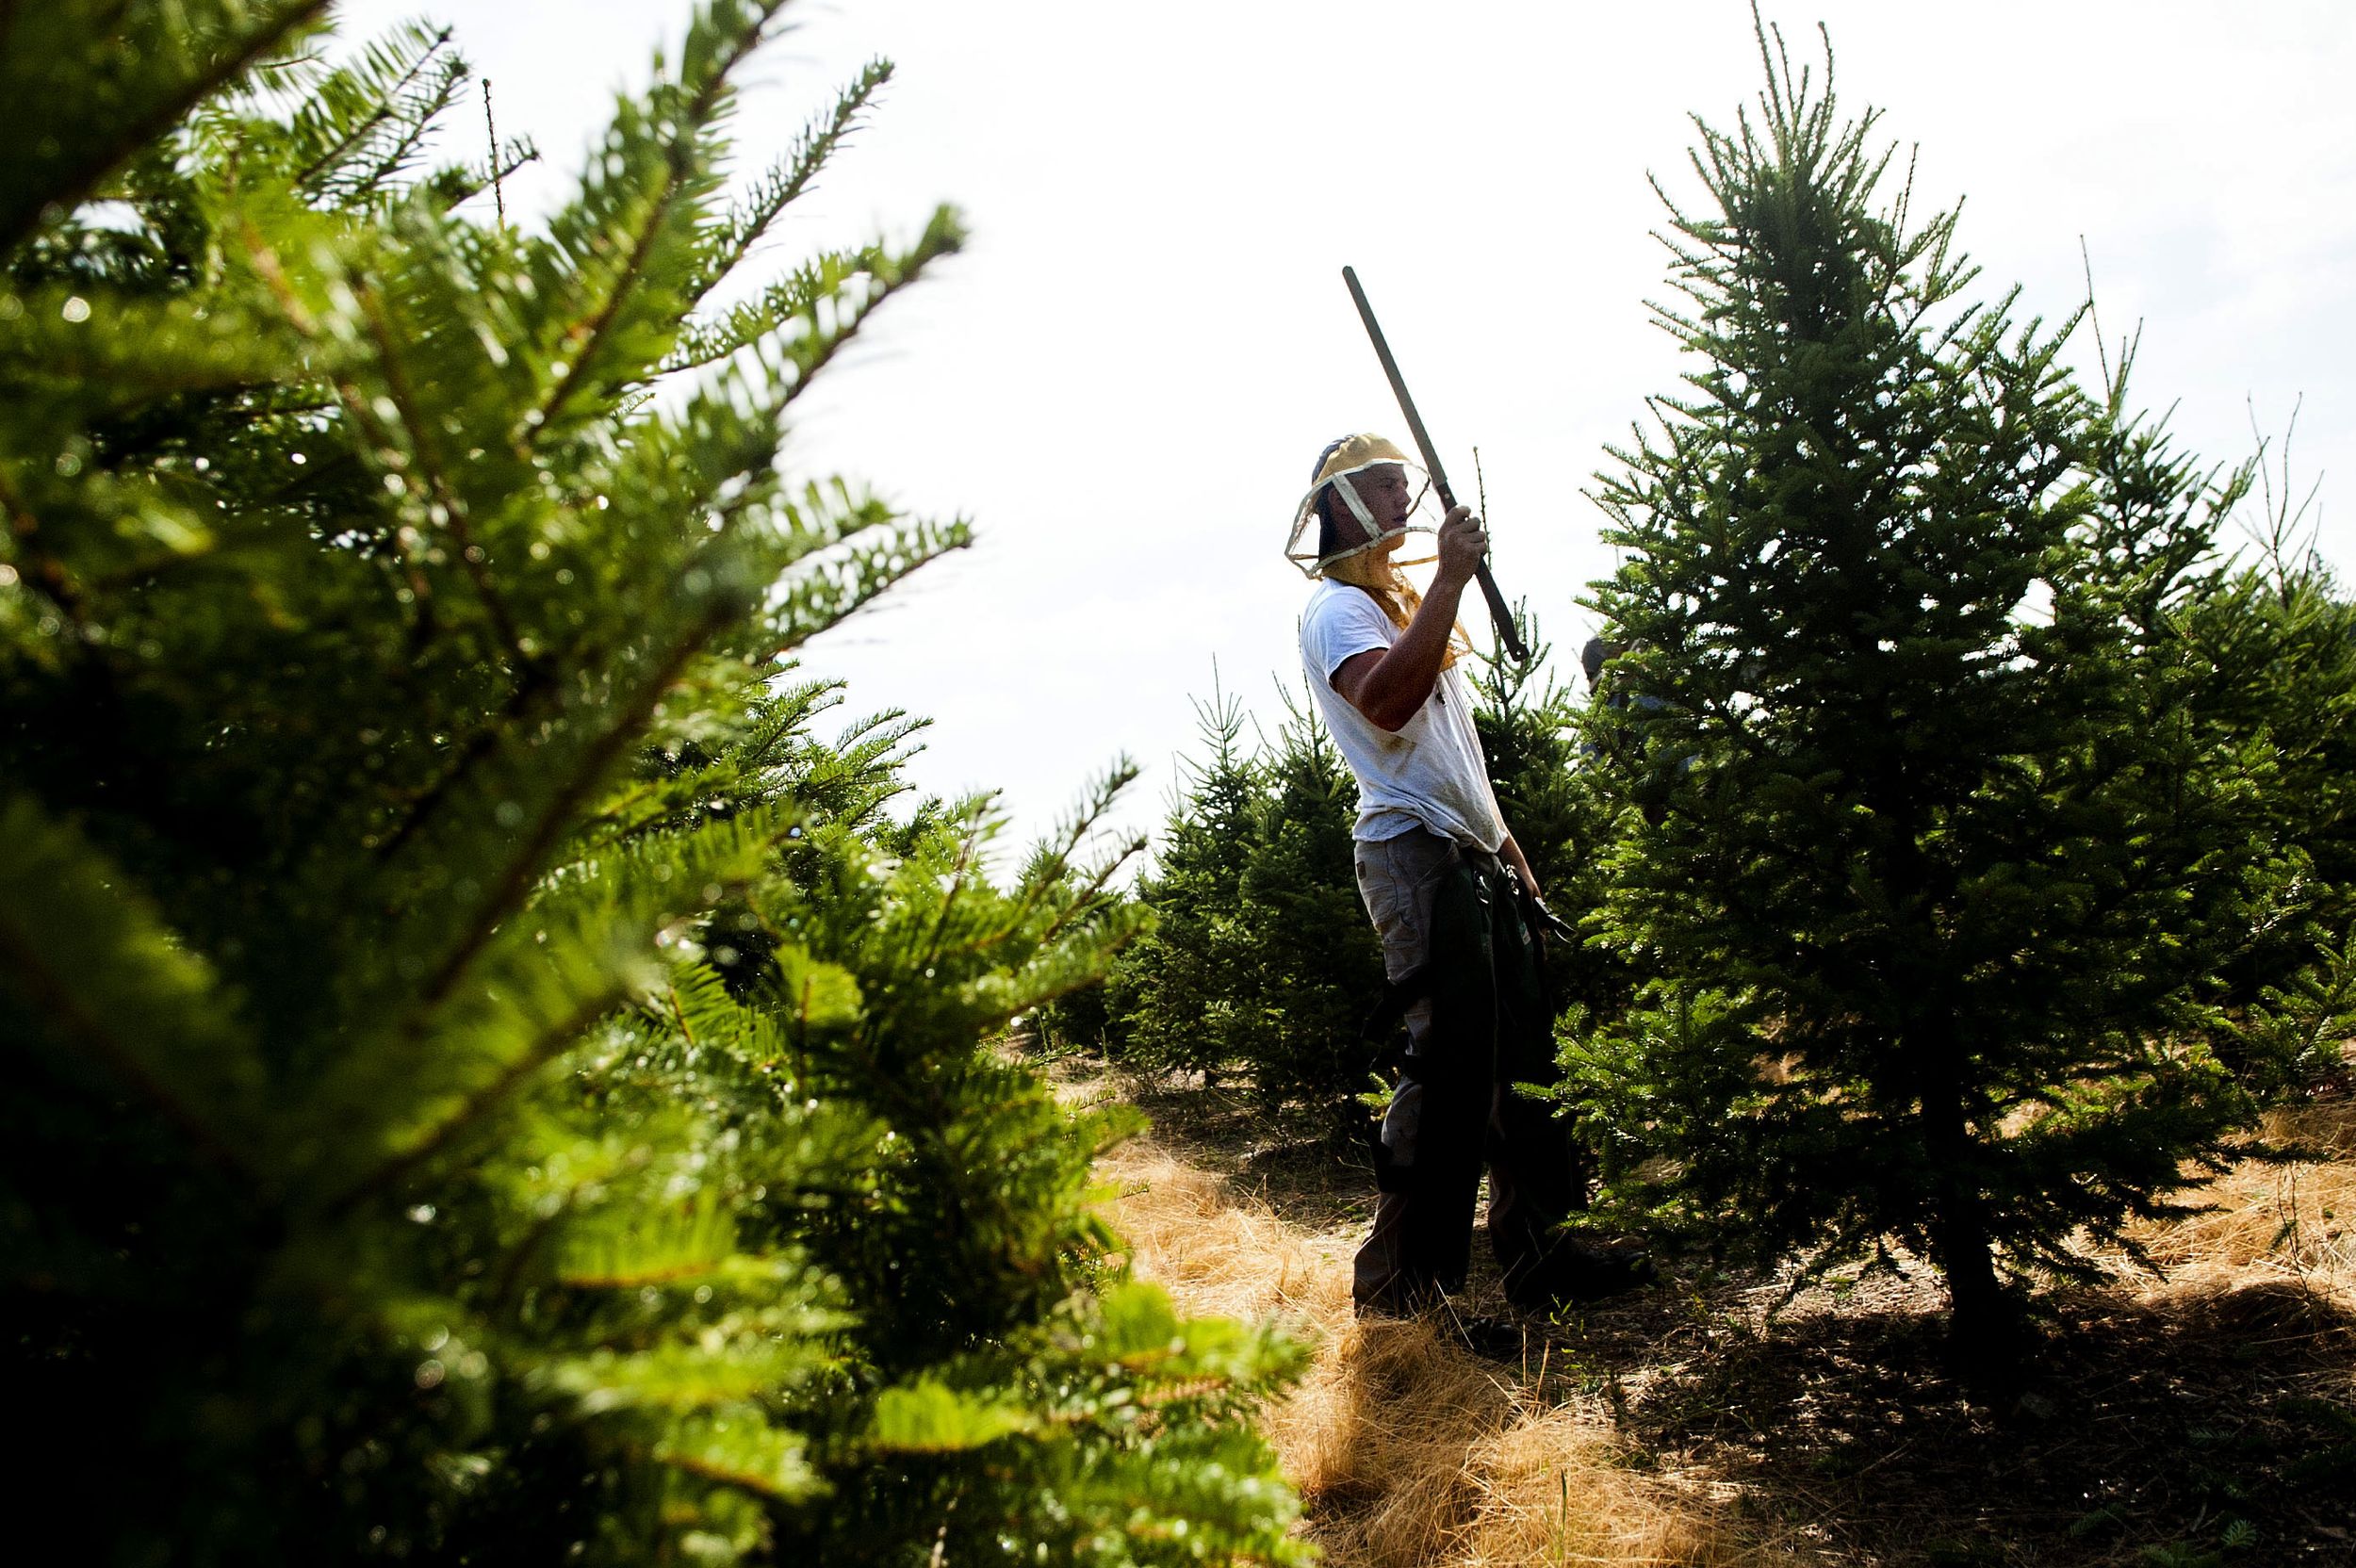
1350, 463, 1413, 537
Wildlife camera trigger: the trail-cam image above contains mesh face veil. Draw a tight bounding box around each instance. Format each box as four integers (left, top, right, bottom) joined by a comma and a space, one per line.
1284, 433, 1444, 580
1289, 433, 1468, 667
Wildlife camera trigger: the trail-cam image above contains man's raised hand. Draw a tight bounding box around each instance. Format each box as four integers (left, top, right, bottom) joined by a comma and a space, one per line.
1435, 504, 1489, 589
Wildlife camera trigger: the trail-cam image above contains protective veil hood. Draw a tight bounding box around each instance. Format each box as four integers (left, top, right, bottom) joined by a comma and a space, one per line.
1285, 433, 1444, 580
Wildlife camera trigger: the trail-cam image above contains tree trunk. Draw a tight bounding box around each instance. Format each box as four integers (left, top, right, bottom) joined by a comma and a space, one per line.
1919, 1046, 2020, 1371
1883, 795, 2019, 1364
1928, 1202, 2004, 1344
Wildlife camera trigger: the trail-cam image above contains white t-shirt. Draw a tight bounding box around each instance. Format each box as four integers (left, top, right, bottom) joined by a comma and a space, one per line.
1298, 578, 1507, 850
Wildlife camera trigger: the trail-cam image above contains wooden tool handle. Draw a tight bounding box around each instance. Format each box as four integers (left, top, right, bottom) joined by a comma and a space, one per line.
1340, 267, 1531, 663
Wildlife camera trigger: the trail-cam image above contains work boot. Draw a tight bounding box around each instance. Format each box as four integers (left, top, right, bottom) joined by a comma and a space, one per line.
1507, 1237, 1658, 1310
1445, 1311, 1529, 1363
1354, 1295, 1527, 1362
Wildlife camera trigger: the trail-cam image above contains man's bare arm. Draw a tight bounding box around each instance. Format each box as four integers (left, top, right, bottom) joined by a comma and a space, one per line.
1330, 505, 1486, 732
1330, 583, 1467, 731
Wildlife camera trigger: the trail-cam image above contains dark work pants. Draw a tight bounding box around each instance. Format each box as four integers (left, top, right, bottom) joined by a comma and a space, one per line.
1350, 829, 1590, 1315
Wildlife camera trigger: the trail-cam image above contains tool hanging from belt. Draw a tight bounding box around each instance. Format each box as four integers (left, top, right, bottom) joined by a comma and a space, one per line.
1358, 857, 1574, 1077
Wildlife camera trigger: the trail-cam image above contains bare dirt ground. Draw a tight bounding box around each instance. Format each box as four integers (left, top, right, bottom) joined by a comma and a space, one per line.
1070, 1066, 2356, 1568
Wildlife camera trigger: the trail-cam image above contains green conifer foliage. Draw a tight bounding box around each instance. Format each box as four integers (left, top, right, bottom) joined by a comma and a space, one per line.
1504, 643, 1647, 1046
2171, 520, 2356, 1091
1104, 689, 1268, 1086
1471, 604, 1586, 901
0, 7, 1304, 1563
1568, 24, 2293, 1351
1235, 687, 1383, 1116
1104, 683, 1382, 1119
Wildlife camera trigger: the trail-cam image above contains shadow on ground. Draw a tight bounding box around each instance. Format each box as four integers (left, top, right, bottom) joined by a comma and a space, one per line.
1115, 1070, 1377, 1233
1562, 1276, 2356, 1565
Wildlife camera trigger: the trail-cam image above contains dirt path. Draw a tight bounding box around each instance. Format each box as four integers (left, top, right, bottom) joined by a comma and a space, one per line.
1084, 1072, 2356, 1567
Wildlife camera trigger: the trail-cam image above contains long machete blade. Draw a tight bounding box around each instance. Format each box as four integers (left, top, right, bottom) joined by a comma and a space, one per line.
1341, 265, 1529, 663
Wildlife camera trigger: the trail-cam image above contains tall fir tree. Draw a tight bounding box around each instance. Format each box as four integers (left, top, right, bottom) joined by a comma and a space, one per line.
1566, 21, 2295, 1352
0, 6, 1306, 1563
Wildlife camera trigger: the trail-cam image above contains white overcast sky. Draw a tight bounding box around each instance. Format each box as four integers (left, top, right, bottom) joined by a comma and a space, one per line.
336, 0, 2356, 860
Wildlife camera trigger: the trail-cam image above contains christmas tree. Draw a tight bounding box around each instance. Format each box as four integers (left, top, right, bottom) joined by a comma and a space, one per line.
1470, 603, 1588, 902
0, 5, 1303, 1562
1101, 686, 1270, 1086
1567, 19, 2294, 1354
1233, 686, 1385, 1119
2168, 460, 2356, 1092
1104, 681, 1385, 1123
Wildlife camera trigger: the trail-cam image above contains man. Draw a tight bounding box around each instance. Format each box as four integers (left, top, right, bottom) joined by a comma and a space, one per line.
1287, 434, 1641, 1318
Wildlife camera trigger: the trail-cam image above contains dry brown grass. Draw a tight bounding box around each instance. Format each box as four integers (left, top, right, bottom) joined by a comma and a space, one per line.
1081, 1068, 2356, 1567
2115, 1100, 2356, 1316
1094, 1136, 1779, 1567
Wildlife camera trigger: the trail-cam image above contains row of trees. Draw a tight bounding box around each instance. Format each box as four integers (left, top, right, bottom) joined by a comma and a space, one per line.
0, 7, 1305, 1564
1097, 26, 2356, 1353
1074, 683, 1381, 1118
